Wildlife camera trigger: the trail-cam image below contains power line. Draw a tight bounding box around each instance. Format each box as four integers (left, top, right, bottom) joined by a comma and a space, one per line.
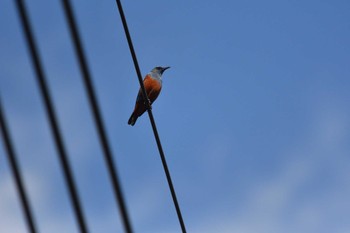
14, 0, 89, 232
114, 1, 187, 232
0, 98, 38, 233
60, 1, 134, 232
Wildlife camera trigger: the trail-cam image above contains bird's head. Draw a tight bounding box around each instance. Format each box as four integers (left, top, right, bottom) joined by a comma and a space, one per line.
151, 66, 170, 76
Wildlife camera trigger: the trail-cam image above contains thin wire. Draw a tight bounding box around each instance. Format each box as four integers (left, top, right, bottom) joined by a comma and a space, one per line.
115, 1, 187, 232
60, 1, 133, 232
0, 98, 38, 233
14, 1, 89, 232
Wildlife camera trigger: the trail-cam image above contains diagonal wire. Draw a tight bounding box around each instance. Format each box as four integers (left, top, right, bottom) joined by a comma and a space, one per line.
0, 98, 38, 233
60, 1, 133, 232
14, 0, 89, 232
115, 1, 187, 232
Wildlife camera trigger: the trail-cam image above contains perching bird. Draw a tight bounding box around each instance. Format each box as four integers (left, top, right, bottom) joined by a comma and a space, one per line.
128, 66, 170, 126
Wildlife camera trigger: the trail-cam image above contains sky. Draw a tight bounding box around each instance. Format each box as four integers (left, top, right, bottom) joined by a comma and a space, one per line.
1, 0, 350, 232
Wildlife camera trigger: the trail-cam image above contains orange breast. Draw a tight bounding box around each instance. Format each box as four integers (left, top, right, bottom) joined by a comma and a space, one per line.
132, 74, 162, 117
143, 75, 162, 103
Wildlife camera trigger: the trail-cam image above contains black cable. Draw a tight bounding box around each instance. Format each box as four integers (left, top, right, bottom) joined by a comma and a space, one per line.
14, 1, 89, 232
115, 1, 187, 232
60, 1, 133, 233
0, 98, 38, 233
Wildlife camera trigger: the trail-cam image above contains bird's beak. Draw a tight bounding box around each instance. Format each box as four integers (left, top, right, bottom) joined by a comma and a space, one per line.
160, 66, 170, 74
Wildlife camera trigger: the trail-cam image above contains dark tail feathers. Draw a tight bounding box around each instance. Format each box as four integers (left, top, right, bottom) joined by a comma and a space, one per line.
128, 113, 138, 126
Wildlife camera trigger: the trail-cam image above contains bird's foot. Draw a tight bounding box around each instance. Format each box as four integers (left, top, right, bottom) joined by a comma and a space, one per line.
145, 99, 152, 110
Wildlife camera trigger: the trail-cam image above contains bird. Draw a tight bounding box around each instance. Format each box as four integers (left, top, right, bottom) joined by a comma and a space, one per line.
128, 66, 170, 126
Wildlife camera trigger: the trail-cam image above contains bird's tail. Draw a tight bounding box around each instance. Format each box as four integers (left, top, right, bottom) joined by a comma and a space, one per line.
128, 113, 138, 126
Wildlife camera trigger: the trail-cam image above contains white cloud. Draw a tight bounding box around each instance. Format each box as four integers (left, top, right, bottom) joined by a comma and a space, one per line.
0, 173, 27, 233
188, 103, 350, 233
0, 168, 81, 233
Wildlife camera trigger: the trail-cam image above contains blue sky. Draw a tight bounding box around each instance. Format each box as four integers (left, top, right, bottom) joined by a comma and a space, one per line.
1, 0, 350, 232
